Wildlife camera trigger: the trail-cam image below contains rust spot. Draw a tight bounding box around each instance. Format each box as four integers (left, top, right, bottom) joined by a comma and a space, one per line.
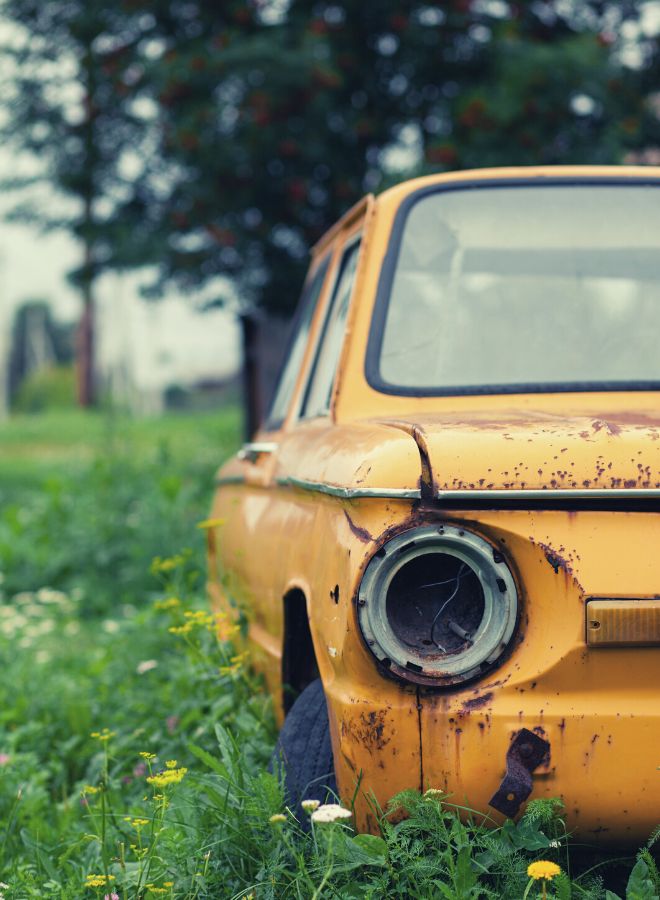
537, 541, 575, 577
330, 584, 339, 604
343, 510, 371, 543
489, 728, 551, 817
591, 419, 622, 437
461, 691, 494, 713
342, 710, 391, 754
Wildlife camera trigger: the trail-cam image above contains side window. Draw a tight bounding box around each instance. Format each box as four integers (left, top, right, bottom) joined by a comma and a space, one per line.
301, 237, 361, 418
264, 255, 330, 430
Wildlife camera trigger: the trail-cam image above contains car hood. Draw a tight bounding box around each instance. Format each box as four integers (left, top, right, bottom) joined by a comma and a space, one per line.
375, 409, 660, 495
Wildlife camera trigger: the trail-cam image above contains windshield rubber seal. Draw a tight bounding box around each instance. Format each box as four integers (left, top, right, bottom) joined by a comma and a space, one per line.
365, 174, 660, 398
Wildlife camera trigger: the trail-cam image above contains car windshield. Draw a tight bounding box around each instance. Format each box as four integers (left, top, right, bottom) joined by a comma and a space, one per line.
374, 183, 660, 393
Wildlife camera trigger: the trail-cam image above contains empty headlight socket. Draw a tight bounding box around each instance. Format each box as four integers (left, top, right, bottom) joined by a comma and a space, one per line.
357, 524, 519, 688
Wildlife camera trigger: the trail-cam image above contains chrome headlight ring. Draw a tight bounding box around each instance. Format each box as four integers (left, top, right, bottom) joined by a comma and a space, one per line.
357, 524, 518, 687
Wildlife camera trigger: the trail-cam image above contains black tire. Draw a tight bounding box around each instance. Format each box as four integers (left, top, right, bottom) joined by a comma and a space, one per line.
272, 679, 337, 816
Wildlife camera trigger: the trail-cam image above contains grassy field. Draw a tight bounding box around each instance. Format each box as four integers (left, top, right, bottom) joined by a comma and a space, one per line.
0, 407, 657, 898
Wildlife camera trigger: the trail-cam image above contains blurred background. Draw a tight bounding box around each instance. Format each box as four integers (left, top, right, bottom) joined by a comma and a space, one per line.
0, 0, 659, 432
0, 3, 660, 892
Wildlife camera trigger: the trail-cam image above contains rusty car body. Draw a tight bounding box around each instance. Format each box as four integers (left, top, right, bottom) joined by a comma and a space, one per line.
207, 166, 660, 841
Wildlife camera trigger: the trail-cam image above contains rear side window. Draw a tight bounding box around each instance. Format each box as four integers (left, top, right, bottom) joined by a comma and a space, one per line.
301, 238, 361, 418
265, 255, 330, 430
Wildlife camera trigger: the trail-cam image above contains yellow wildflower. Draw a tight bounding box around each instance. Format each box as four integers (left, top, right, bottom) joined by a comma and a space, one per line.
196, 516, 225, 529
165, 759, 177, 769
214, 615, 239, 641
90, 728, 115, 742
146, 766, 188, 789
154, 597, 181, 611
301, 799, 320, 813
82, 785, 100, 795
125, 817, 149, 829
150, 555, 184, 574
168, 622, 193, 635
219, 651, 249, 676
183, 610, 214, 625
146, 885, 168, 895
527, 861, 561, 881
139, 752, 157, 761
269, 813, 286, 824
85, 873, 115, 888
164, 884, 174, 889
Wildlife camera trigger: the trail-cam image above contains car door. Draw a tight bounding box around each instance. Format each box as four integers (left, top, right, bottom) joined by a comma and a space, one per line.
211, 249, 336, 692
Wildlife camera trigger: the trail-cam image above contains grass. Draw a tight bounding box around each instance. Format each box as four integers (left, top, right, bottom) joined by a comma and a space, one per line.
0, 407, 241, 495
0, 406, 657, 898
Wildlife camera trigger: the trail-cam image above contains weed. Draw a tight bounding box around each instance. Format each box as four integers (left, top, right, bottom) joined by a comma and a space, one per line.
0, 410, 656, 898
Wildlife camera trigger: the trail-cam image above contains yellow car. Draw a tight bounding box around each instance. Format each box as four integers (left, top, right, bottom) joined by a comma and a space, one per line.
207, 166, 660, 842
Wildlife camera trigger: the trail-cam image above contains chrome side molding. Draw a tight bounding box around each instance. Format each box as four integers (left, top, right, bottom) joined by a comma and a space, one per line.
237, 441, 279, 463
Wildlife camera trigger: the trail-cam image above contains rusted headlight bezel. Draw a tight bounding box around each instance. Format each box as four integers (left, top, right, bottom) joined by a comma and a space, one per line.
357, 524, 519, 687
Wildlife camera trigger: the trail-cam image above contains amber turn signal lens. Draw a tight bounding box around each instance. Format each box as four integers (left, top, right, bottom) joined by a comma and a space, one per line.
586, 598, 660, 647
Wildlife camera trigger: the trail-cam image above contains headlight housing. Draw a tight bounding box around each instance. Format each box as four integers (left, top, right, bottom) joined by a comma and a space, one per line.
357, 524, 518, 687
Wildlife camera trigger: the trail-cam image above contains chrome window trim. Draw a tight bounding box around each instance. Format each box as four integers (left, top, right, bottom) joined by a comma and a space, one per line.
297, 231, 363, 421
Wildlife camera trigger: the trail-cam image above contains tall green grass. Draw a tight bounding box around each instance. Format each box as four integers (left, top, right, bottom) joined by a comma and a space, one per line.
0, 408, 656, 898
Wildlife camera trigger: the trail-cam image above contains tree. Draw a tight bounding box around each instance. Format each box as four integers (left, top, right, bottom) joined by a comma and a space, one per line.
115, 0, 504, 315
127, 0, 657, 319
3, 0, 656, 345
0, 0, 157, 404
423, 2, 657, 172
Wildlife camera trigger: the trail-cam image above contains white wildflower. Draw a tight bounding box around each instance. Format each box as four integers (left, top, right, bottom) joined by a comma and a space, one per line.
136, 659, 158, 675
311, 803, 352, 824
36, 587, 68, 605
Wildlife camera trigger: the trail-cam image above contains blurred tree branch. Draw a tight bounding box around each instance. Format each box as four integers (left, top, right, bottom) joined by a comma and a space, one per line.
1, 0, 657, 392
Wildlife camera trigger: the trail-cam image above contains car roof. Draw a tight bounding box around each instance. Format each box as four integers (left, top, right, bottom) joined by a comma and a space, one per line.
312, 165, 660, 260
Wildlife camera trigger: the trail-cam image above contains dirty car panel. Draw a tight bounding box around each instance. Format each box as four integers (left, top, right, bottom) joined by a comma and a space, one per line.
209, 166, 660, 843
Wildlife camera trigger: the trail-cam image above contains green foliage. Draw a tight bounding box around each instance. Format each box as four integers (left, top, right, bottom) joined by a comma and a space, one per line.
0, 408, 240, 613
0, 409, 656, 896
2, 2, 658, 316
12, 365, 76, 413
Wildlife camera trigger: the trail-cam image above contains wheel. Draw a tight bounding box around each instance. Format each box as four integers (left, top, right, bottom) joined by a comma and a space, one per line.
272, 678, 337, 816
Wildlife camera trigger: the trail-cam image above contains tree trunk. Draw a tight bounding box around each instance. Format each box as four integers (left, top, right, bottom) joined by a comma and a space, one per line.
77, 40, 97, 409
240, 312, 262, 440
77, 290, 95, 408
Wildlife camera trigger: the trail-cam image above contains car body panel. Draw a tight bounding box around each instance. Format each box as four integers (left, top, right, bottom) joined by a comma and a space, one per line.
374, 409, 660, 493
208, 165, 660, 842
